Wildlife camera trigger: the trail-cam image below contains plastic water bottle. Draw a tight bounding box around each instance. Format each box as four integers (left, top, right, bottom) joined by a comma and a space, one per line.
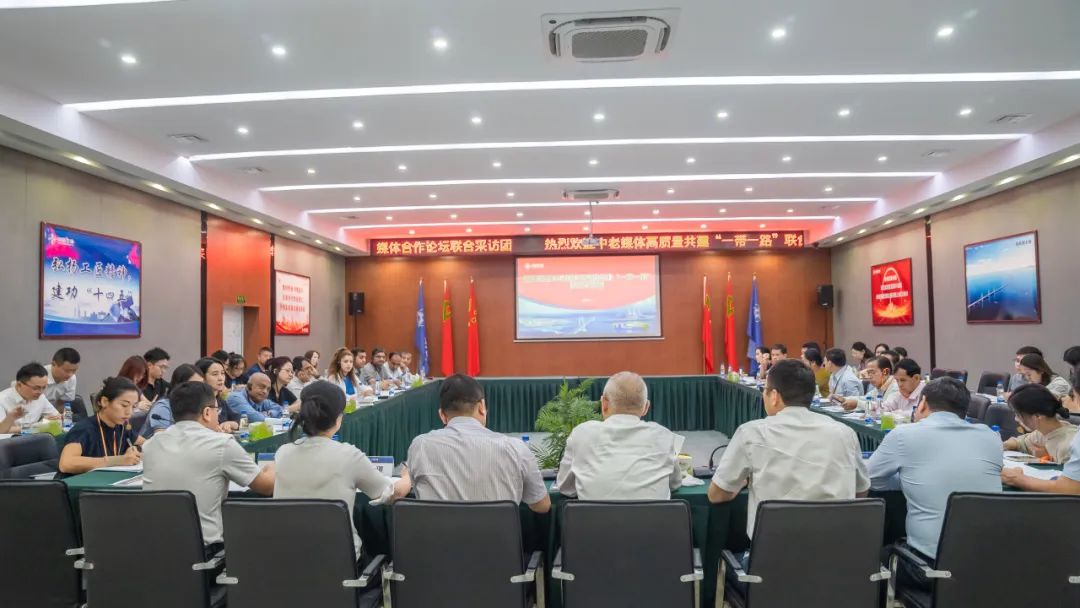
991, 425, 1001, 436
995, 382, 1005, 402
874, 396, 884, 420
719, 364, 727, 377
62, 403, 73, 431
332, 434, 341, 442
521, 435, 530, 444
239, 415, 249, 431
738, 368, 744, 379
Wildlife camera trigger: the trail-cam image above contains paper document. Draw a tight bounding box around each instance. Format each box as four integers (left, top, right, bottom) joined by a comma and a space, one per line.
1002, 461, 1060, 481
673, 434, 686, 456
0, 434, 14, 440
820, 405, 846, 413
99, 464, 144, 473
112, 474, 144, 488
1003, 451, 1039, 463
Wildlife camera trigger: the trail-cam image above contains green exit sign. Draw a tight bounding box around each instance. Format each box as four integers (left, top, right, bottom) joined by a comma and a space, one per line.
236, 295, 247, 304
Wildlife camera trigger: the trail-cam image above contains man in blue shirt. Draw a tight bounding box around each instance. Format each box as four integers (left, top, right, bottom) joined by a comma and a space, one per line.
239, 347, 273, 384
225, 373, 282, 421
867, 377, 1002, 593
824, 348, 862, 397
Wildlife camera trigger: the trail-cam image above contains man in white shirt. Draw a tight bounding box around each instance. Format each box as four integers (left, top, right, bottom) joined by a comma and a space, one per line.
883, 358, 925, 414
708, 359, 870, 541
554, 371, 684, 500
824, 348, 863, 398
44, 347, 80, 409
143, 381, 275, 547
0, 363, 61, 433
838, 356, 898, 411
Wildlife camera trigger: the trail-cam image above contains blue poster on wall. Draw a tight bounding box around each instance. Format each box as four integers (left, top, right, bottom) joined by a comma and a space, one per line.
963, 231, 1041, 324
40, 223, 142, 338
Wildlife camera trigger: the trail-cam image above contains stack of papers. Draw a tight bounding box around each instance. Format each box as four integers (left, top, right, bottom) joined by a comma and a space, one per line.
819, 405, 847, 413
99, 463, 144, 473
1002, 461, 1060, 481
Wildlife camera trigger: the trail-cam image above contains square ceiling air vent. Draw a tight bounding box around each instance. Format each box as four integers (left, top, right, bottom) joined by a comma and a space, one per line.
991, 113, 1032, 124
168, 133, 206, 144
544, 9, 679, 62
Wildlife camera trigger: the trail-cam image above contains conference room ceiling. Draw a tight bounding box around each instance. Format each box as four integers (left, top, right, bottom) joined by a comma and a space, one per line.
0, 0, 1079, 252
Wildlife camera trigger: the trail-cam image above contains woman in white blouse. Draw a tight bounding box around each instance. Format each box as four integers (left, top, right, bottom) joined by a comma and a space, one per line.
324, 347, 374, 401
1017, 353, 1073, 402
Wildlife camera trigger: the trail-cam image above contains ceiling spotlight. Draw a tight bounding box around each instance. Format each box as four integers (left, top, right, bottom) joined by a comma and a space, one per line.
524, 227, 531, 232
837, 107, 851, 117
1054, 153, 1080, 166
883, 219, 894, 225
287, 229, 296, 235
858, 228, 867, 234
470, 115, 483, 125
877, 155, 889, 162
744, 186, 754, 193
958, 107, 973, 117
787, 208, 794, 213
996, 175, 1020, 186
428, 193, 438, 199
823, 186, 834, 193
937, 25, 955, 38
759, 223, 767, 228
506, 191, 515, 198
781, 155, 792, 163
204, 202, 222, 210
119, 53, 138, 65
353, 195, 362, 201
700, 224, 707, 229
652, 209, 660, 215
588, 158, 598, 166
465, 227, 473, 233
450, 213, 458, 219
582, 226, 589, 231
270, 45, 287, 57
67, 154, 95, 166
593, 112, 605, 122
836, 236, 845, 242
491, 160, 502, 168
584, 210, 591, 216
385, 215, 393, 221
718, 208, 727, 213
315, 239, 324, 244
432, 38, 449, 51
397, 164, 407, 172
666, 188, 676, 194
913, 207, 927, 214
716, 110, 729, 119
516, 212, 524, 218
251, 218, 264, 225
685, 157, 696, 164
146, 182, 168, 192
236, 126, 249, 135
306, 168, 316, 175
352, 120, 364, 129
950, 193, 967, 202
334, 246, 343, 252
408, 229, 416, 235
771, 27, 787, 40
641, 225, 649, 230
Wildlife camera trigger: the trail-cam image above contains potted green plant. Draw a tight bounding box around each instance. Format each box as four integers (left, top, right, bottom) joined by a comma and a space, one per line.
531, 379, 601, 469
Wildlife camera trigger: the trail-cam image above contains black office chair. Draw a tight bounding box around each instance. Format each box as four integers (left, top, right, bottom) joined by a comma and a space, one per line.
554, 500, 701, 608
0, 480, 82, 608
890, 492, 1080, 607
217, 499, 383, 608
0, 433, 59, 479
975, 372, 1009, 396
78, 491, 226, 608
387, 500, 544, 608
965, 394, 991, 423
720, 499, 888, 608
983, 403, 1020, 440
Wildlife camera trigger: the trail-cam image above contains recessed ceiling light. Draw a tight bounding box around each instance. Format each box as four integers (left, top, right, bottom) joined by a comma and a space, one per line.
146, 182, 168, 192
66, 154, 96, 166
837, 107, 851, 117
913, 207, 927, 214
996, 175, 1020, 186
516, 212, 524, 218
470, 115, 483, 125
1055, 153, 1080, 166
491, 160, 502, 168
582, 226, 589, 231
385, 215, 393, 221
883, 219, 894, 225
641, 225, 649, 230
204, 202, 222, 210
334, 246, 343, 252
877, 155, 888, 162
465, 227, 473, 233
353, 195, 362, 201
787, 208, 794, 213
315, 239, 323, 244
524, 227, 531, 232
397, 164, 407, 172
718, 208, 727, 213
685, 157, 696, 164
858, 228, 867, 234
759, 223, 767, 228
781, 155, 792, 163
937, 25, 955, 38
652, 209, 660, 215
432, 37, 449, 51
287, 229, 296, 235
428, 193, 438, 199
666, 188, 675, 194
823, 185, 834, 193
252, 218, 264, 225
119, 53, 137, 65
770, 27, 787, 40
270, 45, 287, 57
408, 229, 416, 235
700, 224, 707, 229
236, 126, 249, 135
836, 236, 845, 242
450, 213, 458, 219
950, 193, 967, 202
744, 186, 754, 193
306, 168, 316, 175
958, 107, 973, 117
588, 158, 599, 166
506, 191, 515, 198
352, 120, 364, 129
593, 112, 605, 122
716, 110, 729, 119
584, 210, 591, 216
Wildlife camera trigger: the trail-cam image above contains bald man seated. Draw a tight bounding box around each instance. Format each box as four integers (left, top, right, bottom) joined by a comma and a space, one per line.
224, 372, 283, 421
553, 371, 685, 500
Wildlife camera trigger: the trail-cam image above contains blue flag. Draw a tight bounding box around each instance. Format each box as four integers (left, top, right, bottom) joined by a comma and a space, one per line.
746, 277, 763, 374
414, 280, 430, 377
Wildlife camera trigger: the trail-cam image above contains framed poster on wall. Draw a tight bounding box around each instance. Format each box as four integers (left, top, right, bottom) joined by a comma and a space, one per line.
964, 231, 1041, 324
870, 258, 914, 326
40, 223, 142, 338
275, 270, 311, 335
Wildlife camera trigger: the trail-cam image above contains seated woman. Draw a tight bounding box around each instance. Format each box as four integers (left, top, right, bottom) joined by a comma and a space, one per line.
223, 353, 247, 390
141, 363, 203, 437
116, 355, 154, 414
325, 347, 374, 401
304, 350, 322, 379
59, 377, 145, 476
1003, 384, 1077, 464
267, 356, 300, 416
273, 381, 410, 559
1016, 353, 1073, 402
753, 346, 771, 381
1002, 365, 1080, 495
195, 357, 240, 432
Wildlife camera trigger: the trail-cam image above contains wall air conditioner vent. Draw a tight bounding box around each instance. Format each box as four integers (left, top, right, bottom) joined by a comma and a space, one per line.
544, 9, 679, 62
563, 188, 619, 201
168, 133, 206, 144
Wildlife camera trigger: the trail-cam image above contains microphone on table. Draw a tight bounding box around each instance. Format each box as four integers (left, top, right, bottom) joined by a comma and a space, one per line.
692, 443, 729, 478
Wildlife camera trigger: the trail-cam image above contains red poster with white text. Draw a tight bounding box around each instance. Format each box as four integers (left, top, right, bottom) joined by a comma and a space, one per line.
871, 258, 914, 326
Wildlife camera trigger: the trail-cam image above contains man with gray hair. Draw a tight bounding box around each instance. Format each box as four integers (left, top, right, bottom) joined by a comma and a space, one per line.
553, 371, 684, 499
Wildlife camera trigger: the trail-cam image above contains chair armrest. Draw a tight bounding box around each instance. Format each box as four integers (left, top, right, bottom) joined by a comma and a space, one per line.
680, 548, 705, 583
870, 566, 890, 582
383, 560, 405, 582
216, 571, 238, 585
893, 545, 951, 579
551, 549, 575, 582
64, 547, 85, 557
192, 549, 225, 571
343, 554, 386, 588
511, 551, 543, 584
720, 550, 761, 584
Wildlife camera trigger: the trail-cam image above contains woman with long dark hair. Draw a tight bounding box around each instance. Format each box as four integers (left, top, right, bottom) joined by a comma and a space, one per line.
1003, 384, 1077, 464
1016, 353, 1072, 399
117, 355, 153, 413
267, 356, 299, 415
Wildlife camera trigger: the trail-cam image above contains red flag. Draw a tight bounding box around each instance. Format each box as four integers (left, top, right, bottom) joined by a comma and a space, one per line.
701, 276, 715, 374
724, 272, 737, 369
467, 278, 480, 376
440, 280, 454, 376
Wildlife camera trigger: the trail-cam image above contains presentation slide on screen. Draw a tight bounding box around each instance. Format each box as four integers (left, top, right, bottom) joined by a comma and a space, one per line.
515, 255, 661, 340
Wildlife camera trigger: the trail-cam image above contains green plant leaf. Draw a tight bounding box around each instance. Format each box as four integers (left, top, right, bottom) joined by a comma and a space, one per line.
533, 379, 600, 469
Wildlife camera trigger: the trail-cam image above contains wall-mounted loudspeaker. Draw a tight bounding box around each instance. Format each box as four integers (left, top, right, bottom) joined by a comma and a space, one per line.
348, 292, 365, 315
817, 285, 834, 309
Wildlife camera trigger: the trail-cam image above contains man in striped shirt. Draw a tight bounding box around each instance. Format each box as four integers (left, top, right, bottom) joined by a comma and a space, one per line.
406, 374, 551, 513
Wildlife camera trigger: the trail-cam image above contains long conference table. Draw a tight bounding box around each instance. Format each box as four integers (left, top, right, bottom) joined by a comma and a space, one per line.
62, 376, 892, 607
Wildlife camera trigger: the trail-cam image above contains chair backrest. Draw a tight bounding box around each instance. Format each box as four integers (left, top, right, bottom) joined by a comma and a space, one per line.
560, 500, 695, 608
930, 368, 947, 380
983, 403, 1020, 440
934, 493, 1080, 606
221, 499, 359, 608
0, 480, 81, 608
0, 433, 60, 479
975, 372, 1009, 396
965, 395, 991, 423
80, 491, 212, 608
391, 500, 527, 608
745, 499, 886, 608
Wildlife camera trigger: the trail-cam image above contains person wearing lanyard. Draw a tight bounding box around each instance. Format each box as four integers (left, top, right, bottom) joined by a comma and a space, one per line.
267, 356, 299, 416
59, 376, 144, 476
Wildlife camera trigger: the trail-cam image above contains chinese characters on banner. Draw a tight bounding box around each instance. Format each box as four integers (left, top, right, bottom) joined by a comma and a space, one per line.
40, 223, 142, 338
371, 231, 805, 257
871, 258, 914, 326
275, 271, 311, 335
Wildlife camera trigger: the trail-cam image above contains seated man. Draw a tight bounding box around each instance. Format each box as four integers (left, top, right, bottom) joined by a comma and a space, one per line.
224, 372, 282, 421
398, 351, 419, 384
44, 347, 80, 412
286, 356, 317, 395
883, 358, 925, 414
769, 343, 788, 362
708, 359, 869, 545
360, 348, 395, 389
142, 347, 171, 403
801, 348, 830, 397
384, 352, 407, 387
0, 363, 61, 433
142, 364, 204, 437
868, 377, 1002, 591
1002, 364, 1080, 495
407, 374, 550, 513
554, 372, 683, 499
143, 381, 275, 548
239, 346, 273, 384
837, 356, 897, 411
824, 348, 862, 398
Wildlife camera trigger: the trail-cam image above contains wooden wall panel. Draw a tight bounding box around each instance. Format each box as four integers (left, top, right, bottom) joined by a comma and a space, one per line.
204, 216, 272, 358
